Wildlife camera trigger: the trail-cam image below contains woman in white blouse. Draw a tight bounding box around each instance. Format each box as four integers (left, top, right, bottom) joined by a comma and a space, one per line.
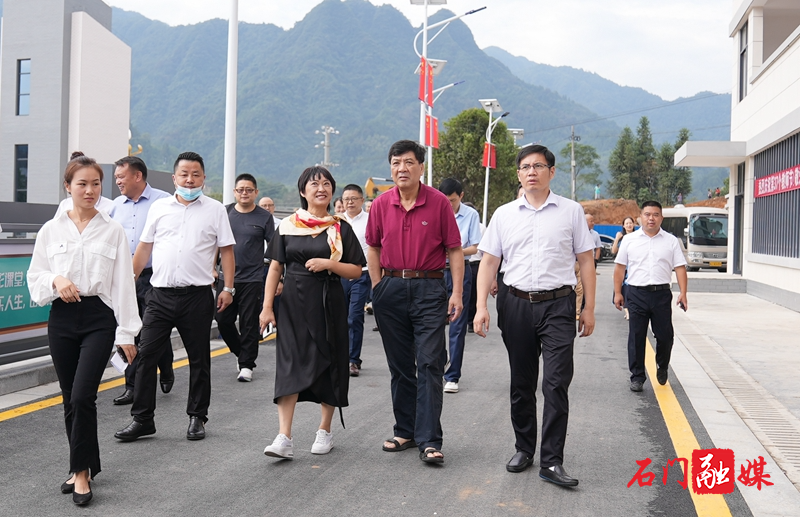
27, 152, 141, 506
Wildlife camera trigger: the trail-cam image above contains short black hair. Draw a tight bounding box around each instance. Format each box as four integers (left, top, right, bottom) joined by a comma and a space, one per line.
641, 200, 663, 211
438, 178, 463, 197
297, 166, 336, 210
174, 151, 205, 172
235, 173, 257, 189
388, 140, 425, 164
114, 156, 148, 180
342, 184, 363, 195
516, 144, 555, 168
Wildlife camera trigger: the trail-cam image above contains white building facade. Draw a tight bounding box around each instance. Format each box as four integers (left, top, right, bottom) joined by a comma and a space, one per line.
675, 0, 800, 312
0, 0, 131, 205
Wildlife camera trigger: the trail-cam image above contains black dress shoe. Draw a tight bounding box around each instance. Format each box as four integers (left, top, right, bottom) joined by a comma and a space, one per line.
630, 381, 644, 392
506, 451, 533, 473
72, 484, 92, 506
61, 478, 74, 494
539, 465, 579, 487
186, 416, 205, 440
114, 419, 156, 441
113, 389, 134, 405
656, 367, 668, 385
160, 368, 175, 394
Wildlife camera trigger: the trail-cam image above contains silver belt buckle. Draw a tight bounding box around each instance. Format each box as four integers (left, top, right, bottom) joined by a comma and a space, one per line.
402, 269, 413, 279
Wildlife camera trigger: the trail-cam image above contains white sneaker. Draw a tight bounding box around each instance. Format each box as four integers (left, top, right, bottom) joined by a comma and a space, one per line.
444, 381, 459, 393
264, 433, 293, 459
238, 368, 253, 382
311, 429, 333, 455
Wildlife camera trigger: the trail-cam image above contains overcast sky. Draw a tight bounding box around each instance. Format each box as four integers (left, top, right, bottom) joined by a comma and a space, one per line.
106, 0, 733, 101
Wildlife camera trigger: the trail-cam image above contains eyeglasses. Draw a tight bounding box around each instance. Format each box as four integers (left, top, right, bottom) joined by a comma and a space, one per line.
518, 163, 551, 173
234, 188, 256, 194
342, 197, 363, 203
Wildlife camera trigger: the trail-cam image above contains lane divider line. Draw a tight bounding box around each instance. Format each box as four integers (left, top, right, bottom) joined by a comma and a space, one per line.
645, 337, 732, 517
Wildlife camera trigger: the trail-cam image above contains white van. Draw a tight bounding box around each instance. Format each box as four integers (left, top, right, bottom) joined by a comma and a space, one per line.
661, 205, 728, 272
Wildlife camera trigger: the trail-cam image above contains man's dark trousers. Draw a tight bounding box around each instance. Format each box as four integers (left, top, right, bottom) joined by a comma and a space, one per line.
215, 280, 262, 370
131, 286, 214, 423
124, 268, 173, 390
500, 289, 576, 468
626, 286, 674, 383
467, 261, 480, 324
373, 276, 447, 452
341, 271, 370, 367
444, 266, 471, 382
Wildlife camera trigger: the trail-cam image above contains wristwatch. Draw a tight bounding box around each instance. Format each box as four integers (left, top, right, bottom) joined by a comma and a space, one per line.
223, 286, 236, 296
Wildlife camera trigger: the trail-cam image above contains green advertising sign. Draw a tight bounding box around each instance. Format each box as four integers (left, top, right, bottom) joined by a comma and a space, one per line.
0, 255, 50, 330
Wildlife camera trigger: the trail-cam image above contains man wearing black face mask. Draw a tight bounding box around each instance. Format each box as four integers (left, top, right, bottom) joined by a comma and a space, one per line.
115, 152, 236, 442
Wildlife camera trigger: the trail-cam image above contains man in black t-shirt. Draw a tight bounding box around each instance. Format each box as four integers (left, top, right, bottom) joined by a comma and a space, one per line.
216, 174, 274, 381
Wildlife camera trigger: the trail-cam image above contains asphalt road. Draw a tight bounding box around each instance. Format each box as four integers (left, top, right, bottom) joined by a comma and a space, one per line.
0, 262, 753, 516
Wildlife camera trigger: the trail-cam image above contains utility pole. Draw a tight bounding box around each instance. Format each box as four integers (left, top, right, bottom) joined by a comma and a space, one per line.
315, 126, 339, 169
222, 0, 239, 205
570, 125, 580, 201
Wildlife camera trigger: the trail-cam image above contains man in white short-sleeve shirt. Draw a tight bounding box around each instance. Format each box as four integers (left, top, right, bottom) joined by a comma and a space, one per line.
115, 152, 236, 443
473, 144, 596, 488
614, 200, 687, 393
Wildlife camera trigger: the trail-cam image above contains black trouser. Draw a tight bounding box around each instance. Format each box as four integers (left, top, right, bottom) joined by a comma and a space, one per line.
626, 287, 674, 383
500, 289, 576, 468
131, 286, 214, 423
48, 297, 116, 477
372, 276, 448, 452
215, 280, 262, 370
467, 261, 480, 325
124, 268, 173, 390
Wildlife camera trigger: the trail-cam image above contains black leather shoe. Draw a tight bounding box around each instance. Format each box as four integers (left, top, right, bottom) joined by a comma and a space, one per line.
506, 451, 533, 473
160, 368, 175, 394
539, 465, 579, 487
656, 367, 668, 385
72, 484, 92, 506
114, 419, 156, 441
186, 416, 205, 440
61, 478, 74, 494
113, 389, 134, 405
630, 381, 644, 392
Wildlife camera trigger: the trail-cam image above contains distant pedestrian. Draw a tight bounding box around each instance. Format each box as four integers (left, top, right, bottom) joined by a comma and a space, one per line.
334, 196, 345, 215
463, 201, 485, 334
217, 174, 274, 382
28, 152, 141, 506
109, 156, 172, 407
115, 151, 236, 443
260, 166, 365, 460
614, 201, 688, 393
259, 196, 282, 230
594, 184, 600, 200
438, 178, 482, 394
707, 188, 712, 199
366, 140, 463, 464
612, 216, 637, 320
715, 187, 721, 197
676, 192, 683, 204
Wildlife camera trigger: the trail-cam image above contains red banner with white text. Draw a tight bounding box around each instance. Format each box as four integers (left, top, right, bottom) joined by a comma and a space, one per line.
754, 164, 800, 198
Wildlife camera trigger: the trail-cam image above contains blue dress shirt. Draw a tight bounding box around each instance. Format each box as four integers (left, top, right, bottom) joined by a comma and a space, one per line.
110, 184, 170, 268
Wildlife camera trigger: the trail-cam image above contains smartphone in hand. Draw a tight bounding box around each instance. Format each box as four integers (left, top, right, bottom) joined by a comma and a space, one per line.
678, 301, 686, 312
116, 345, 129, 363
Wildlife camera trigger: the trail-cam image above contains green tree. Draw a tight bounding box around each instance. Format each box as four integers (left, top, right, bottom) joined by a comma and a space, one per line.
607, 126, 637, 200
655, 128, 692, 206
433, 108, 518, 220
557, 142, 602, 200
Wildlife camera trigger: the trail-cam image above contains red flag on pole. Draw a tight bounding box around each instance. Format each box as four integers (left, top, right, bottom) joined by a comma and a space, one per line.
490, 144, 496, 168
432, 117, 439, 149
418, 57, 427, 102
426, 63, 434, 107
482, 142, 491, 167
482, 143, 496, 168
424, 115, 432, 146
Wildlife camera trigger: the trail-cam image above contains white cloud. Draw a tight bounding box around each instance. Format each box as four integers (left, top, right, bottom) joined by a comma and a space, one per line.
106, 0, 733, 100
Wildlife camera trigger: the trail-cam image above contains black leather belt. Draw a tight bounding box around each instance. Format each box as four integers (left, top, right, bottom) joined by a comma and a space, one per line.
382, 269, 445, 279
155, 285, 210, 295
509, 285, 573, 303
444, 260, 470, 270
631, 284, 670, 292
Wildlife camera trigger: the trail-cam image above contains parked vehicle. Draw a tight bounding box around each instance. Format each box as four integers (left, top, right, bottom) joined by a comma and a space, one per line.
661, 205, 728, 272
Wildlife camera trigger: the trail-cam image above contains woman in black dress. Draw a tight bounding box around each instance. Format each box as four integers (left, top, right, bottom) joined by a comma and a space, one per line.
259, 166, 365, 460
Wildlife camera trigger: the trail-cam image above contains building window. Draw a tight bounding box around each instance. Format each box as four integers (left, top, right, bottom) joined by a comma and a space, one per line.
17, 59, 30, 116
14, 145, 28, 202
738, 24, 748, 102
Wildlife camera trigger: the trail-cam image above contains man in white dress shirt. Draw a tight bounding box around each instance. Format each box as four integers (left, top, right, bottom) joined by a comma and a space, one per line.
114, 151, 236, 442
473, 144, 596, 487
340, 184, 369, 377
613, 200, 688, 393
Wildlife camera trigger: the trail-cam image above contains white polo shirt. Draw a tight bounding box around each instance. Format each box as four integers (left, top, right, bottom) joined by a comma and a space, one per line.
479, 191, 595, 291
343, 209, 369, 260
614, 228, 687, 286
140, 194, 236, 288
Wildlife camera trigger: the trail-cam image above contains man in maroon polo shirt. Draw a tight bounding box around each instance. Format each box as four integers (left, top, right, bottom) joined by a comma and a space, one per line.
366, 140, 464, 464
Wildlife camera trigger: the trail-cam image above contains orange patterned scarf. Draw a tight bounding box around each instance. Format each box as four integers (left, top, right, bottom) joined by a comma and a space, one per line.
279, 209, 343, 262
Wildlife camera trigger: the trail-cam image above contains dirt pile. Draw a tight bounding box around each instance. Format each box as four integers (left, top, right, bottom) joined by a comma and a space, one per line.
580, 199, 640, 225
686, 197, 728, 209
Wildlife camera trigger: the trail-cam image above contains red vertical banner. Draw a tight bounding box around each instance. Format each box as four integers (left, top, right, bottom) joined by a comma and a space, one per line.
482, 143, 496, 168
482, 142, 491, 167
426, 63, 434, 107
490, 144, 497, 168
418, 57, 427, 102
424, 115, 432, 146
431, 117, 439, 149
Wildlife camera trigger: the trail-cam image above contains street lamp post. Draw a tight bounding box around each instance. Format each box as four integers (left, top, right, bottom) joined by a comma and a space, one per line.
509, 128, 525, 146
315, 126, 339, 169
222, 0, 238, 205
479, 99, 509, 225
